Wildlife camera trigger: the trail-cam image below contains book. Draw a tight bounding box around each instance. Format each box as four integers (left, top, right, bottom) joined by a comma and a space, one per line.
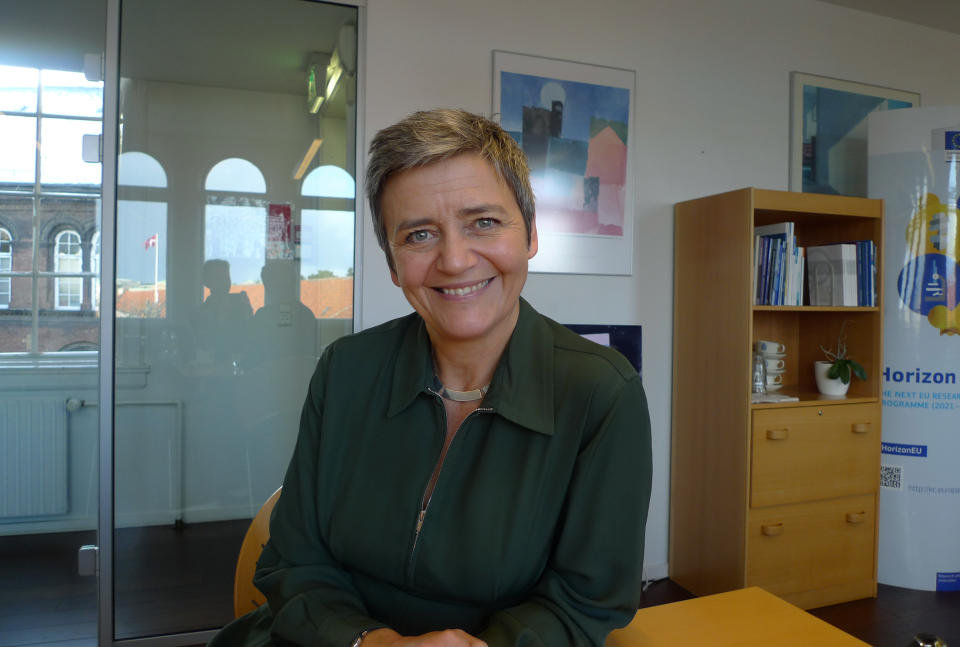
807, 243, 858, 306
754, 222, 796, 305
857, 241, 866, 306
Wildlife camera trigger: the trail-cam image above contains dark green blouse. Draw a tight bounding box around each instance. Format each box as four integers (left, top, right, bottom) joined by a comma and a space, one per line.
211, 298, 652, 647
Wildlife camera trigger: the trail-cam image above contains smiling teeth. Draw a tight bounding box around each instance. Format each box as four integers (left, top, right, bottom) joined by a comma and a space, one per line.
440, 279, 490, 296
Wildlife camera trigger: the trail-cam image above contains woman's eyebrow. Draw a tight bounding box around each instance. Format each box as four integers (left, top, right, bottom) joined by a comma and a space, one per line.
458, 203, 508, 217
392, 217, 436, 235
392, 204, 510, 235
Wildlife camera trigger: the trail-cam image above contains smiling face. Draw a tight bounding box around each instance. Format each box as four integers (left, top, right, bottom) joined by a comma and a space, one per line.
381, 153, 538, 349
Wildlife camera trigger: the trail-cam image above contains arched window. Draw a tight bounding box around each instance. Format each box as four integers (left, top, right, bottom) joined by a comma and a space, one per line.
54, 229, 82, 310
301, 165, 354, 199
118, 151, 167, 187
205, 158, 266, 193
0, 228, 11, 309
203, 157, 267, 287
300, 165, 355, 289
117, 151, 168, 318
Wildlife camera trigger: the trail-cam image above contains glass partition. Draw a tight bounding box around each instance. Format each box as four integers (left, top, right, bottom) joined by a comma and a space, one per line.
114, 0, 358, 639
0, 3, 107, 646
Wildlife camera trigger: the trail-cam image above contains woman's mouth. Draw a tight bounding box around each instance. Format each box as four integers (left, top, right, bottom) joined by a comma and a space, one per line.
437, 278, 491, 296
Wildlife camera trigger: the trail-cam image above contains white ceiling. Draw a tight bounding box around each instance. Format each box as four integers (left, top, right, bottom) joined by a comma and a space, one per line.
819, 0, 960, 35
0, 0, 357, 111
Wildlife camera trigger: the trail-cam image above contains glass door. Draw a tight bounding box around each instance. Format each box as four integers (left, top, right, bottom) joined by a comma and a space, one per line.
0, 2, 108, 646
113, 0, 359, 641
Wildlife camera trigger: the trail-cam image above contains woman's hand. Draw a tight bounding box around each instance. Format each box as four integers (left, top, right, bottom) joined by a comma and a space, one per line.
361, 627, 487, 647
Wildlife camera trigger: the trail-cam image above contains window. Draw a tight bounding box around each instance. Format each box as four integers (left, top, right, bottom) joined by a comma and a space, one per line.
0, 63, 102, 352
91, 231, 100, 311
204, 158, 267, 287
54, 230, 83, 310
300, 165, 355, 319
0, 228, 11, 308
116, 151, 168, 318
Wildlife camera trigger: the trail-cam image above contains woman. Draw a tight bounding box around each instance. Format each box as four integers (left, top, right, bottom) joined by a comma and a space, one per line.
210, 109, 652, 647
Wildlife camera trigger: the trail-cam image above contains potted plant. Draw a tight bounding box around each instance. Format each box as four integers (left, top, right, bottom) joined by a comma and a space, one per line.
815, 323, 867, 396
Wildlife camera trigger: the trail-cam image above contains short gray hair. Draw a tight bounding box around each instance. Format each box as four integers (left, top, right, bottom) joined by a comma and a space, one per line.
366, 108, 535, 271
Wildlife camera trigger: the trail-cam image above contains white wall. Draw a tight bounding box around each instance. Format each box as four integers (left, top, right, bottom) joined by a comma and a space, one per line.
359, 0, 960, 578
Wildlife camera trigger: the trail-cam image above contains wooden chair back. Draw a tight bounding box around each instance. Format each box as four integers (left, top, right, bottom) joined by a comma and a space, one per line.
233, 487, 282, 617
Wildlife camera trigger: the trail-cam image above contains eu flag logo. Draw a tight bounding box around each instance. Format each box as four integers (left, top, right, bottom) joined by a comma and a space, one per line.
946, 131, 960, 151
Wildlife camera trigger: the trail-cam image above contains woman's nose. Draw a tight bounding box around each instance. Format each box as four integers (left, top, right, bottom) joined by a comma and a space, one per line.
437, 232, 477, 273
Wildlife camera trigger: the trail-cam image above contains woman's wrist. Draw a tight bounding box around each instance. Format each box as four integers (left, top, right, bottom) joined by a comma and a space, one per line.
357, 627, 401, 646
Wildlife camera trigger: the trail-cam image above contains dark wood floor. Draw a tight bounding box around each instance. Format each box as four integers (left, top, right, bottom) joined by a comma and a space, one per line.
1, 522, 957, 646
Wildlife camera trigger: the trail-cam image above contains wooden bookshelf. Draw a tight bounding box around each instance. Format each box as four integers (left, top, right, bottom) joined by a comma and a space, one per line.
670, 188, 883, 609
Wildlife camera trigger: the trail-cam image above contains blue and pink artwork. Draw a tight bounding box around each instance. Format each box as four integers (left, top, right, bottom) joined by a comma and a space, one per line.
499, 71, 630, 237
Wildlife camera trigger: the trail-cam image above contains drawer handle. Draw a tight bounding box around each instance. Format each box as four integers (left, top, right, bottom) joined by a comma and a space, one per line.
851, 423, 871, 434
761, 523, 784, 536
766, 428, 789, 441
846, 512, 866, 524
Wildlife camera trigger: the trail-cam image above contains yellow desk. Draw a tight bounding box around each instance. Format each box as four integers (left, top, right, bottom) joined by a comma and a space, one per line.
606, 587, 870, 646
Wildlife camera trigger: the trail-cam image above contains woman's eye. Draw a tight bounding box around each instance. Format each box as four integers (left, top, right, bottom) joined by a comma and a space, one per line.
408, 230, 432, 243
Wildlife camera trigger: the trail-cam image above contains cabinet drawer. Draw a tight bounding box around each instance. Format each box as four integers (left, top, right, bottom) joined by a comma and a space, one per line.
746, 494, 875, 598
751, 403, 880, 507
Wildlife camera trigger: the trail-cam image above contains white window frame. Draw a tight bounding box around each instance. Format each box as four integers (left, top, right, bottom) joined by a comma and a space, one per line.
54, 229, 83, 311
0, 63, 102, 353
0, 227, 11, 308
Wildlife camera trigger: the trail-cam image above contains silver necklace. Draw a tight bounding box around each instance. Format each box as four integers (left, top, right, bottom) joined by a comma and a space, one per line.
437, 383, 489, 402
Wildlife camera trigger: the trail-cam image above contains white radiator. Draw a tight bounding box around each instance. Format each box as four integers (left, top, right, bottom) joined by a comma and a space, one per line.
0, 398, 68, 518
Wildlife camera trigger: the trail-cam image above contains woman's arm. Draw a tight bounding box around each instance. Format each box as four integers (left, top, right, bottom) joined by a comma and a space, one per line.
252, 355, 388, 647
362, 628, 486, 647
478, 376, 653, 646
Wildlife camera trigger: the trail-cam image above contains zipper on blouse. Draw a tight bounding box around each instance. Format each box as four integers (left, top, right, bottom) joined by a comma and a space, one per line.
406, 390, 491, 581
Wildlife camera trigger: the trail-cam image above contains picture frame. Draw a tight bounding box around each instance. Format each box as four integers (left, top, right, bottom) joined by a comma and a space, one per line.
564, 323, 642, 376
492, 50, 636, 275
789, 72, 920, 197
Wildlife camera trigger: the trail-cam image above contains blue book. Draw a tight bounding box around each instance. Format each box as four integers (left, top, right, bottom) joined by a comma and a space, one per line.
857, 241, 866, 306
759, 236, 771, 305
755, 222, 794, 306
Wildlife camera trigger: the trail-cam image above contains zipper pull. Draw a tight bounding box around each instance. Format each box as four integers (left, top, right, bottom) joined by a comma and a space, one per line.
416, 509, 426, 534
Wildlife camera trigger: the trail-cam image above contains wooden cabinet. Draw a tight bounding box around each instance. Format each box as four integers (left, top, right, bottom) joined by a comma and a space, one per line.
669, 188, 883, 609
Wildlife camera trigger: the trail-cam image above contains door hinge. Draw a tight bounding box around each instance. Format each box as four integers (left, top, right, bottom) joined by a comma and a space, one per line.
78, 544, 99, 576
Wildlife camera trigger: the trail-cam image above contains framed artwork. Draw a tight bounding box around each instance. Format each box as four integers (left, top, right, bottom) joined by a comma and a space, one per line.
790, 72, 920, 197
564, 323, 642, 377
492, 50, 636, 275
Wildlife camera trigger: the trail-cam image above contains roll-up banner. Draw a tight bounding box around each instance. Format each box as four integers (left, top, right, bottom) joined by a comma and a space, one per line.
868, 106, 960, 592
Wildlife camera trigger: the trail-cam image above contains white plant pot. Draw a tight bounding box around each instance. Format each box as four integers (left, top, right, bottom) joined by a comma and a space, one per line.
815, 360, 850, 397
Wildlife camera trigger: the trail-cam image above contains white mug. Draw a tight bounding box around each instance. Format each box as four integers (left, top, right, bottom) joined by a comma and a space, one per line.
766, 373, 784, 385
756, 340, 786, 354
764, 358, 785, 370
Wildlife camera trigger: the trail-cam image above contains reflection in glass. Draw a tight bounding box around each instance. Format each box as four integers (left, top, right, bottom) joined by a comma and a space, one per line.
115, 0, 358, 638
204, 203, 267, 285
117, 200, 167, 318
301, 209, 354, 279
205, 157, 267, 193
118, 151, 167, 187
301, 164, 354, 198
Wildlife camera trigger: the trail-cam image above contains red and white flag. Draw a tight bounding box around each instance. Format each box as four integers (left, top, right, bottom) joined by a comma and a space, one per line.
144, 233, 158, 250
